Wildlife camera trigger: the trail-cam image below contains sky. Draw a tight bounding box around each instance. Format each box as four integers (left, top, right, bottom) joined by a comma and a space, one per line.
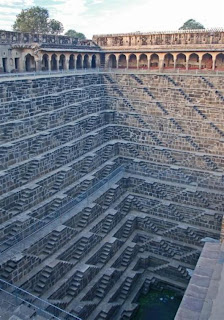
0, 0, 223, 38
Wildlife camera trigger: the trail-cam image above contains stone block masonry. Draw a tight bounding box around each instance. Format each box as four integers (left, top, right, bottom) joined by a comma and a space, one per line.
0, 71, 223, 320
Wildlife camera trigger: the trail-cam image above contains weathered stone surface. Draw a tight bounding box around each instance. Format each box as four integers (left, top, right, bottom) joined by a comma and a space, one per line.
0, 72, 223, 320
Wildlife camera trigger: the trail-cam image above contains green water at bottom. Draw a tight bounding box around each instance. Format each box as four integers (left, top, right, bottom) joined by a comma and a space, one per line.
132, 288, 182, 320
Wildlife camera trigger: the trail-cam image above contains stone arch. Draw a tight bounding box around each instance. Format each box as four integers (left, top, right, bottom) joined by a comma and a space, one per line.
128, 54, 137, 69
76, 54, 82, 69
150, 54, 159, 68
188, 53, 199, 69
91, 55, 97, 68
25, 54, 36, 72
139, 54, 148, 69
108, 54, 117, 68
201, 53, 213, 69
118, 54, 127, 69
59, 54, 66, 70
69, 54, 75, 69
42, 54, 49, 71
215, 53, 224, 70
51, 54, 58, 71
83, 54, 90, 68
164, 53, 174, 68
176, 53, 186, 69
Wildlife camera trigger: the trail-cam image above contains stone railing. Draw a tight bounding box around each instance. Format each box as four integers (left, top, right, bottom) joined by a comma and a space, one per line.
94, 28, 224, 37
0, 29, 97, 48
0, 278, 81, 320
0, 165, 124, 253
93, 29, 224, 47
0, 68, 224, 80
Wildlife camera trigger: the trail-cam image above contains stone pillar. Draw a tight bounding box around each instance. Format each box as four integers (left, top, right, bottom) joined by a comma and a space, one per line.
95, 55, 101, 68
105, 55, 109, 68
186, 59, 189, 70
115, 55, 119, 69
56, 57, 59, 71
48, 59, 51, 71
74, 57, 77, 69
199, 57, 202, 70
35, 59, 42, 72
148, 56, 151, 69
173, 57, 177, 69
80, 55, 83, 69
65, 59, 69, 70
159, 59, 164, 71
212, 58, 216, 71
21, 55, 26, 72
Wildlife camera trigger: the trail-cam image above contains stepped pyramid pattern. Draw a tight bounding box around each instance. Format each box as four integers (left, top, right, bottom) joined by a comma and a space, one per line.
0, 72, 224, 320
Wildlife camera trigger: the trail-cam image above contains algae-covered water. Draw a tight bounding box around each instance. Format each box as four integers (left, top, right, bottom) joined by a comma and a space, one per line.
132, 288, 182, 320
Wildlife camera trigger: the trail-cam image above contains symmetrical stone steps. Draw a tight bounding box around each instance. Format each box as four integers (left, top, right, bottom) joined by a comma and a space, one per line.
0, 84, 107, 123
111, 73, 224, 107
127, 159, 224, 191
130, 194, 222, 230
57, 234, 102, 263
0, 74, 104, 103
105, 75, 222, 168
0, 155, 120, 225
129, 176, 224, 212
26, 227, 77, 257
0, 114, 113, 169
49, 266, 99, 301
104, 75, 221, 171
82, 270, 122, 301
115, 110, 224, 139
108, 74, 224, 136
87, 239, 124, 266
1, 137, 223, 204
0, 254, 41, 282
0, 72, 224, 320
112, 245, 138, 269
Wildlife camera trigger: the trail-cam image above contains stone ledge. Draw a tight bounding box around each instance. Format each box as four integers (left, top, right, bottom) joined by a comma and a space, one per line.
175, 241, 222, 320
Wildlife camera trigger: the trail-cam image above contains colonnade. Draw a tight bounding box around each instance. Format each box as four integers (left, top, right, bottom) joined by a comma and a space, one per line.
6, 51, 224, 73
106, 52, 224, 70
23, 52, 100, 72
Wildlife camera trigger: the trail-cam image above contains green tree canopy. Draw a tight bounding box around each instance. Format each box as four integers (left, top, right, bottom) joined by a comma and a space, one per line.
64, 29, 86, 40
48, 19, 64, 35
13, 6, 64, 34
179, 19, 205, 30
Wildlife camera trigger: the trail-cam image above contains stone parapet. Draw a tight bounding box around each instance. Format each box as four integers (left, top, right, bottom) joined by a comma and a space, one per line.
0, 30, 97, 48
93, 29, 224, 50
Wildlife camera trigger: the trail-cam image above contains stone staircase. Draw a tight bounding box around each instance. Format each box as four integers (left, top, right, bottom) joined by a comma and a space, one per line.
67, 270, 83, 297
0, 72, 223, 320
32, 266, 53, 294
95, 274, 112, 299
99, 243, 113, 264
42, 230, 60, 255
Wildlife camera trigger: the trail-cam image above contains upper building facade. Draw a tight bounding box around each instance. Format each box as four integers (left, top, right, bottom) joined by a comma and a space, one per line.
0, 30, 102, 73
1, 29, 224, 73
93, 29, 224, 70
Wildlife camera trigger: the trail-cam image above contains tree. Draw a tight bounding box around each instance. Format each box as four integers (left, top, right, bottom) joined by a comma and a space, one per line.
13, 6, 64, 34
179, 19, 205, 30
48, 19, 64, 35
65, 29, 86, 40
